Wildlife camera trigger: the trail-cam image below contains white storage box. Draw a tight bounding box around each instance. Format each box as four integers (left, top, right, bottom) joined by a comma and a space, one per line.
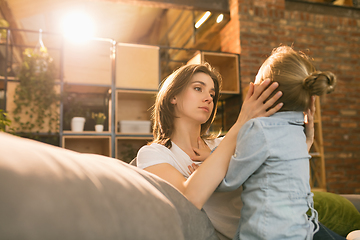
119, 120, 151, 133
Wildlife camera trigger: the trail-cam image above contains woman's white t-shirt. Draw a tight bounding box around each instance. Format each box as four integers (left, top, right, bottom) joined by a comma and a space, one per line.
137, 138, 242, 239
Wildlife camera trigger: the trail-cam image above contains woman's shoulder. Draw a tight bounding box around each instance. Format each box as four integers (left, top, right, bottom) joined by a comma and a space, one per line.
137, 143, 172, 169
138, 142, 164, 152
137, 143, 171, 157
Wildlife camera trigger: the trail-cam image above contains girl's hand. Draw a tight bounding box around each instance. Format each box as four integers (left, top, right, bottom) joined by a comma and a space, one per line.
237, 79, 283, 126
192, 137, 211, 161
188, 163, 199, 175
305, 96, 316, 152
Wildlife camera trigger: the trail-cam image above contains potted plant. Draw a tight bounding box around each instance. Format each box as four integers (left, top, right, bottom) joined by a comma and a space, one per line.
92, 112, 106, 132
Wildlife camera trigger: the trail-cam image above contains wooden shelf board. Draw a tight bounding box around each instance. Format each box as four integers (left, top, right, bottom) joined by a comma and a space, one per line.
116, 90, 157, 99
63, 130, 111, 135
116, 134, 153, 139
0, 76, 18, 80
64, 84, 111, 94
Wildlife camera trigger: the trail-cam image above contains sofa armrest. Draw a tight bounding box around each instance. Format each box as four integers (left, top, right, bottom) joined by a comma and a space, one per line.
341, 194, 360, 213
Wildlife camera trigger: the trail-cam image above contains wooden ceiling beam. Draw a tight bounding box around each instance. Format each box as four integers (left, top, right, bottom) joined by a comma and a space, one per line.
101, 0, 229, 12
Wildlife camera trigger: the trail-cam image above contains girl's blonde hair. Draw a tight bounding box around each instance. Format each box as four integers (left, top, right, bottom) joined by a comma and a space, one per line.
255, 46, 336, 111
151, 63, 222, 148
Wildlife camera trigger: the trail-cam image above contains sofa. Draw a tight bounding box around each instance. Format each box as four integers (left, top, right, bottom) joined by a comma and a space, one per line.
0, 132, 359, 240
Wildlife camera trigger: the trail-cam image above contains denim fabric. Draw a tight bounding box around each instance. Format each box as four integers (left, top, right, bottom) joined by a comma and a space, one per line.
218, 111, 318, 240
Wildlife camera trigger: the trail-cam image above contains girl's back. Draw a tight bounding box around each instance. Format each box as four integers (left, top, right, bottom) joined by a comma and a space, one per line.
238, 112, 314, 239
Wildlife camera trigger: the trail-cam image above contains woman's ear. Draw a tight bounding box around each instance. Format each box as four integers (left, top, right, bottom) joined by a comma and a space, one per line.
171, 97, 177, 104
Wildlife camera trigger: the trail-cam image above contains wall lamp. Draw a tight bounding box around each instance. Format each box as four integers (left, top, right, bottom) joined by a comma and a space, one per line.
195, 11, 211, 28
195, 11, 225, 29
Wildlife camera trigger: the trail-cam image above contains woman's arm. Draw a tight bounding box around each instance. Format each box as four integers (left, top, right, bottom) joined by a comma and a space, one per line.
144, 79, 283, 209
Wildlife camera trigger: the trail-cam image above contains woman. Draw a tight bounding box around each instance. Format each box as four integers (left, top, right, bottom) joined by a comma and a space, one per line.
136, 62, 347, 240
137, 63, 283, 238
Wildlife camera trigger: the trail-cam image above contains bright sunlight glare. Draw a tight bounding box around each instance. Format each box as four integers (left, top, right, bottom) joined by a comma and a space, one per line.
62, 12, 95, 42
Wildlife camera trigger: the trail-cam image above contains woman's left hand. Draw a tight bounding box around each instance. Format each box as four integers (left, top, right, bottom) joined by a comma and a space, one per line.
188, 163, 199, 175
305, 96, 316, 152
236, 79, 283, 127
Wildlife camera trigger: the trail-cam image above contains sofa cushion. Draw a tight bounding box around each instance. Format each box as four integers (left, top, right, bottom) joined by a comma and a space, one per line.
0, 133, 218, 240
313, 191, 360, 237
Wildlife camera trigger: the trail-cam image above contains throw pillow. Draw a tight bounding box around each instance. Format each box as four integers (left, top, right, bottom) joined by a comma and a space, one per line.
312, 191, 360, 237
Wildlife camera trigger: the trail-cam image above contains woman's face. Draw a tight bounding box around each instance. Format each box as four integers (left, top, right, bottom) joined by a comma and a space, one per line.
172, 72, 215, 125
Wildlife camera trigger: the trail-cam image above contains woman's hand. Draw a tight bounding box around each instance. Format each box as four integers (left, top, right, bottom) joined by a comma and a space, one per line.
236, 79, 283, 126
305, 96, 316, 152
192, 137, 211, 162
188, 163, 199, 175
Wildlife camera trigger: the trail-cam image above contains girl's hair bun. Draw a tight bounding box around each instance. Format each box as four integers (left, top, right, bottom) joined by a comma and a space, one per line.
303, 71, 336, 96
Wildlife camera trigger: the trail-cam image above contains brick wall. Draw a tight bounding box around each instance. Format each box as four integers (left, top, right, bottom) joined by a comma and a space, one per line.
221, 0, 360, 194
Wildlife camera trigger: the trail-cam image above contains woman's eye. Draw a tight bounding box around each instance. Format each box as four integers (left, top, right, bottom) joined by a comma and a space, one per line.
194, 87, 201, 91
210, 93, 215, 98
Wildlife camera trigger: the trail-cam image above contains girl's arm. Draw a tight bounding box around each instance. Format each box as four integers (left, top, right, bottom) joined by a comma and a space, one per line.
144, 79, 283, 209
305, 96, 316, 152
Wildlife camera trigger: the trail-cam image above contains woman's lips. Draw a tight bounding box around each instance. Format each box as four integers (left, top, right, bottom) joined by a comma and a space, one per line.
199, 107, 209, 112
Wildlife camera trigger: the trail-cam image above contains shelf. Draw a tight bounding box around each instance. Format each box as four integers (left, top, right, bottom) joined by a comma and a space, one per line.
187, 51, 240, 94
62, 136, 111, 157
116, 136, 153, 163
63, 84, 111, 132
116, 43, 159, 90
1, 31, 243, 161
116, 90, 156, 134
63, 39, 113, 85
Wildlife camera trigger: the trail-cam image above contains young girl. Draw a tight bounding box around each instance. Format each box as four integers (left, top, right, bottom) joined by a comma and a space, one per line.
217, 46, 337, 240
136, 63, 284, 238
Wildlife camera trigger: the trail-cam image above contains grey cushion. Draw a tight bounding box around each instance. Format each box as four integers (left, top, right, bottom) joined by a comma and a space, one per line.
0, 133, 218, 240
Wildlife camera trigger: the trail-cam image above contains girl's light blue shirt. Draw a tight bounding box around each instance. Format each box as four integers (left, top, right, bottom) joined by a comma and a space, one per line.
218, 111, 318, 240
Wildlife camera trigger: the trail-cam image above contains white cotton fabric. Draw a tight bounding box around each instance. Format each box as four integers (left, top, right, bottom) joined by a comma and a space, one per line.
137, 138, 242, 239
